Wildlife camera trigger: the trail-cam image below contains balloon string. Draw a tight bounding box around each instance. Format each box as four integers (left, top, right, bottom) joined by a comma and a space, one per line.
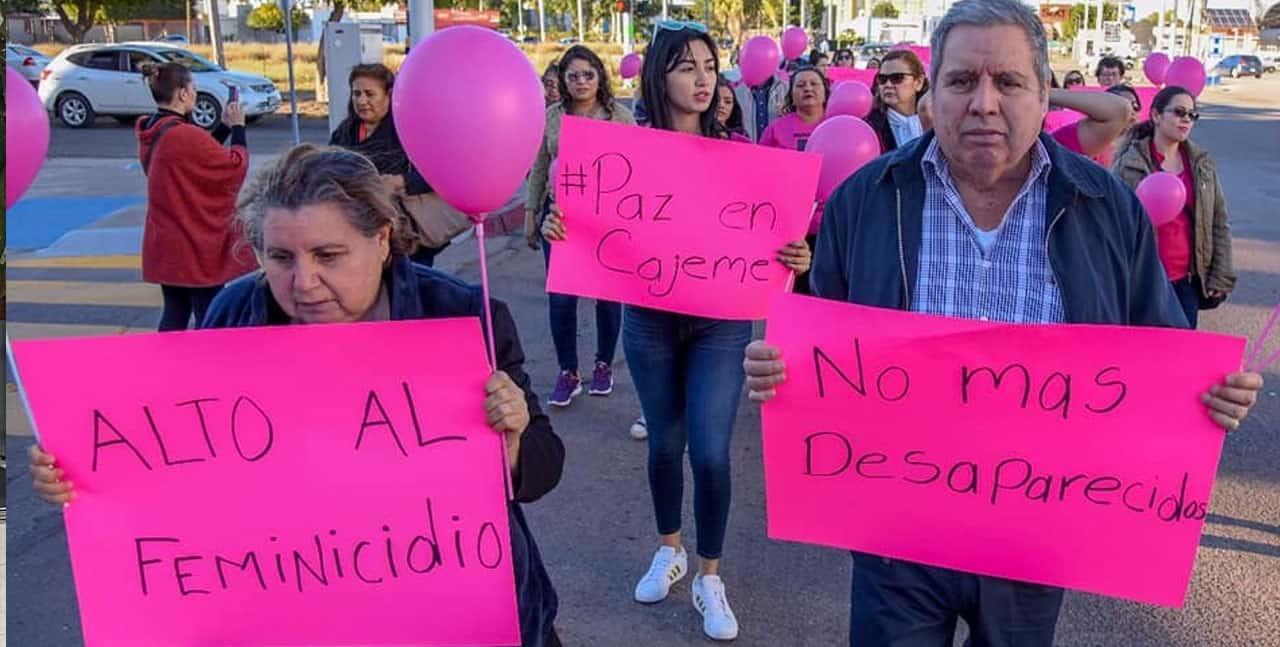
476, 220, 514, 502
1247, 302, 1280, 373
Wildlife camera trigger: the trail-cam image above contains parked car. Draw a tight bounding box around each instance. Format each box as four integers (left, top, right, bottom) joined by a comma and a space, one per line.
1258, 53, 1279, 74
159, 34, 189, 44
1213, 54, 1264, 79
858, 43, 890, 68
38, 42, 282, 129
557, 37, 580, 45
6, 44, 52, 86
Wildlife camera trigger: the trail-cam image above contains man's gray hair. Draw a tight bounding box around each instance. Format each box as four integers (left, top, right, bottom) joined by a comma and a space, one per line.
929, 0, 1052, 88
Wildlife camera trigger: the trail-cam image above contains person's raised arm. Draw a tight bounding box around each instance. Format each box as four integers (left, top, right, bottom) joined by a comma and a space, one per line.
1048, 88, 1131, 158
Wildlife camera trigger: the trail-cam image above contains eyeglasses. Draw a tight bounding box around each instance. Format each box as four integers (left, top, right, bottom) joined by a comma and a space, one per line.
653, 19, 708, 38
875, 72, 916, 86
565, 71, 597, 83
1165, 107, 1200, 122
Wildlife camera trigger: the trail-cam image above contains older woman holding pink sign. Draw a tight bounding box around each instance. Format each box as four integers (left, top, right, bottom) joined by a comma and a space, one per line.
31, 145, 568, 647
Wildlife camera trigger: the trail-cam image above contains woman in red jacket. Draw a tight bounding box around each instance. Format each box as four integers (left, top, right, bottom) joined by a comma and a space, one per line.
136, 62, 256, 331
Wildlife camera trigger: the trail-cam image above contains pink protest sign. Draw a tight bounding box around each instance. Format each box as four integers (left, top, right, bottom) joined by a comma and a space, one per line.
762, 295, 1247, 607
11, 319, 520, 646
826, 66, 877, 87
548, 116, 820, 320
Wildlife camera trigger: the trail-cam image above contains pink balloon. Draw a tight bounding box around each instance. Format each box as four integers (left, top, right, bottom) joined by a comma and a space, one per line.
6, 67, 51, 209
806, 116, 881, 202
740, 36, 781, 87
782, 27, 808, 61
1143, 52, 1171, 86
620, 53, 642, 80
393, 26, 545, 217
1165, 56, 1207, 97
1135, 172, 1187, 226
826, 81, 873, 119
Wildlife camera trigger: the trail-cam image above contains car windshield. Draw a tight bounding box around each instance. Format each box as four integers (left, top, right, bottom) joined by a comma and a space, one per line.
152, 48, 221, 72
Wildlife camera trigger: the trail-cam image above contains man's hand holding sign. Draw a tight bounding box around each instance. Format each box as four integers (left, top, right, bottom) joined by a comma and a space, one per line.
746, 295, 1264, 606
541, 116, 820, 319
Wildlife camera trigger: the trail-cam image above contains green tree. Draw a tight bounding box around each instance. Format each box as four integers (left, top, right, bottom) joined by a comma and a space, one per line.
1141, 10, 1185, 27
247, 2, 311, 32
871, 1, 897, 18
1062, 2, 1119, 42
44, 0, 152, 42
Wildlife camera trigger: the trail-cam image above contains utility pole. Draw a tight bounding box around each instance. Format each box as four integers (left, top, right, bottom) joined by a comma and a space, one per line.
577, 0, 585, 41
801, 0, 807, 30
538, 0, 546, 41
408, 0, 435, 48
186, 0, 192, 43
1158, 0, 1166, 51
662, 0, 669, 20
282, 0, 300, 145
206, 0, 225, 67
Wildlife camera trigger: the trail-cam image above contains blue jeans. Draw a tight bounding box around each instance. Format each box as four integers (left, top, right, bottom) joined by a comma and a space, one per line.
541, 211, 622, 373
1171, 276, 1200, 329
849, 553, 1065, 647
623, 306, 752, 560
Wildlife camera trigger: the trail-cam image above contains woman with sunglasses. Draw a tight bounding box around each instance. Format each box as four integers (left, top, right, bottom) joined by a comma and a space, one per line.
1044, 84, 1133, 168
1062, 70, 1087, 89
863, 49, 929, 152
1113, 86, 1235, 328
833, 48, 856, 68
758, 65, 829, 151
526, 45, 636, 409
543, 20, 810, 641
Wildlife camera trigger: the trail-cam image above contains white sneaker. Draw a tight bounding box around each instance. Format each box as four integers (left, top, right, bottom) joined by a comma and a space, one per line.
692, 574, 739, 641
629, 415, 648, 440
634, 545, 687, 603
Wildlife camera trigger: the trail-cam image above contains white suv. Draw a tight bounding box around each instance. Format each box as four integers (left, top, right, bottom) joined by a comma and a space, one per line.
38, 42, 282, 129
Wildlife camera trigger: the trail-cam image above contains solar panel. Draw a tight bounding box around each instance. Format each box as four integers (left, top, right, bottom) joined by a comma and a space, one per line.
1206, 8, 1255, 29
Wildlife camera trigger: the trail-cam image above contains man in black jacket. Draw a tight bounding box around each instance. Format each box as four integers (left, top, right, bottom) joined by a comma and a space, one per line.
742, 1, 1264, 645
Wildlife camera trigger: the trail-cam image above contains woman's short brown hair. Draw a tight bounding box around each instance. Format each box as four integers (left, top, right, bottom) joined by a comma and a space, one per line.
141, 61, 193, 105
237, 144, 419, 257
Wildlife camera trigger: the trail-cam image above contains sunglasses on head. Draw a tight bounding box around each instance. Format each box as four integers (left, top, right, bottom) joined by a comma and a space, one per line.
653, 19, 708, 38
1165, 107, 1200, 122
876, 72, 915, 86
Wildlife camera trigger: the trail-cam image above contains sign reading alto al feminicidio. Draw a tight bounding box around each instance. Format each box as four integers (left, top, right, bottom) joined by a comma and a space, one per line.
11, 319, 520, 646
761, 295, 1247, 607
548, 116, 821, 320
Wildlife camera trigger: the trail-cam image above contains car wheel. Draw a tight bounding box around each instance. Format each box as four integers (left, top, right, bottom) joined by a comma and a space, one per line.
56, 92, 95, 128
191, 93, 222, 130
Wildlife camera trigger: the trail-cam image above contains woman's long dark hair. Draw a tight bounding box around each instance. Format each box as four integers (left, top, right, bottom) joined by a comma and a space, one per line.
871, 49, 929, 115
557, 45, 616, 118
716, 74, 744, 134
345, 63, 395, 123
641, 27, 723, 137
1129, 85, 1194, 142
782, 66, 830, 114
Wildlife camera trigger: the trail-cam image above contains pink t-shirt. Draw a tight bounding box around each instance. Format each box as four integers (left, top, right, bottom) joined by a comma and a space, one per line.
759, 113, 821, 151
1050, 121, 1114, 168
1151, 142, 1196, 281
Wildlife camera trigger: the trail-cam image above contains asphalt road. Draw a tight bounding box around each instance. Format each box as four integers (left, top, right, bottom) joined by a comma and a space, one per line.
46, 112, 333, 159
7, 77, 1280, 646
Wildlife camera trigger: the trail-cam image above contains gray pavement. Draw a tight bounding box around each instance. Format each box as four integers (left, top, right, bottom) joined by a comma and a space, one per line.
46, 111, 332, 159
5, 76, 1280, 646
